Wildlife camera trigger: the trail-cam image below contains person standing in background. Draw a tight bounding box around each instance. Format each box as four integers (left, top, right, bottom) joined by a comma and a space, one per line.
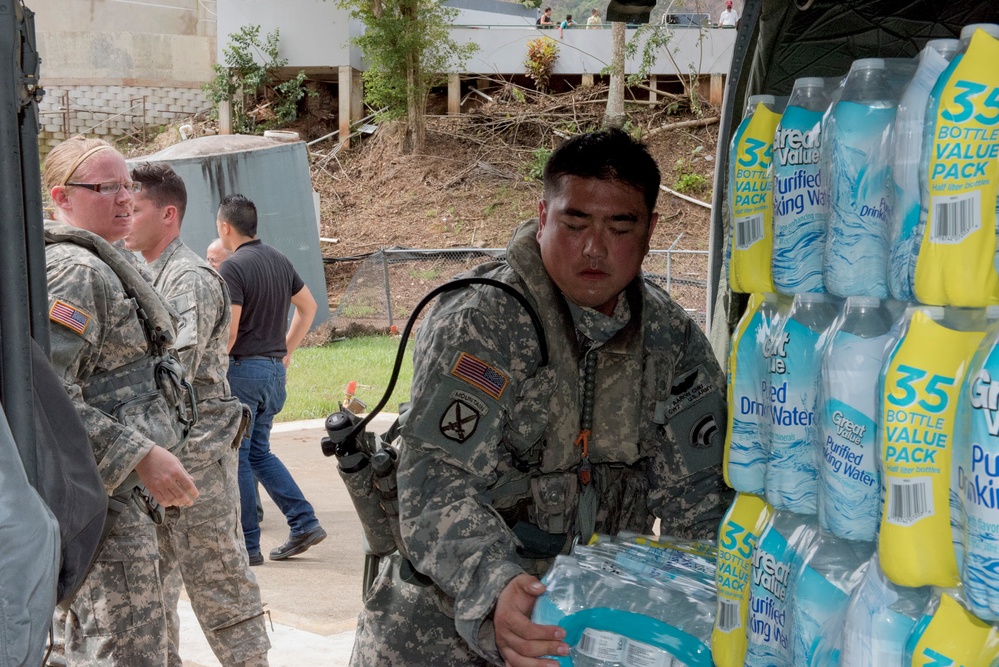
215, 194, 325, 565
587, 8, 601, 28
537, 6, 554, 28
207, 238, 232, 271
208, 235, 265, 524
558, 14, 574, 38
126, 164, 270, 667
719, 0, 739, 27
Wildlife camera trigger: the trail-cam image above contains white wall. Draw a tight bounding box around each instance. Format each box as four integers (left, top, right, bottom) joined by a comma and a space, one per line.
216, 0, 360, 70
213, 0, 733, 77
454, 25, 736, 76
33, 0, 215, 85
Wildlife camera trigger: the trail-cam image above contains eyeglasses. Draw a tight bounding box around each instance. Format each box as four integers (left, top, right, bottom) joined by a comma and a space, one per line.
66, 181, 142, 195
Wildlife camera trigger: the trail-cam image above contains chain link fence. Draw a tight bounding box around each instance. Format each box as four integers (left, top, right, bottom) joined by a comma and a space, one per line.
328, 246, 708, 335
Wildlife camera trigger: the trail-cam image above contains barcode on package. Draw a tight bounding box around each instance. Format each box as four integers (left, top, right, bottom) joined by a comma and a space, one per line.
623, 638, 674, 667
735, 215, 764, 249
578, 629, 626, 662
887, 477, 933, 525
930, 190, 980, 244
717, 598, 741, 632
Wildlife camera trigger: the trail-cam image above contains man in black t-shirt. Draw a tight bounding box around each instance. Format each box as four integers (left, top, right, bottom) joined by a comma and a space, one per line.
216, 194, 324, 565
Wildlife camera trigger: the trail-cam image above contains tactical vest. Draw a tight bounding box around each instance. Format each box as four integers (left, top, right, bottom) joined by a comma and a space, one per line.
456, 222, 725, 571
461, 261, 664, 565
44, 223, 197, 497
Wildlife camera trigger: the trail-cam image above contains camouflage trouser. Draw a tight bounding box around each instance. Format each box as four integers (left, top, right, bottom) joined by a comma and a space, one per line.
350, 553, 495, 667
62, 499, 167, 666
158, 449, 270, 667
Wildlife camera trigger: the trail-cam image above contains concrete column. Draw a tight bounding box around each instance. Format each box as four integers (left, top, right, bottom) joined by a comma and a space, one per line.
448, 73, 461, 115
218, 99, 232, 135
582, 73, 595, 87
338, 65, 359, 147
649, 75, 657, 103
710, 73, 725, 106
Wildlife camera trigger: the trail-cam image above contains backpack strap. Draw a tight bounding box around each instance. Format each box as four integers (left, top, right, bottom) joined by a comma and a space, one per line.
44, 221, 176, 351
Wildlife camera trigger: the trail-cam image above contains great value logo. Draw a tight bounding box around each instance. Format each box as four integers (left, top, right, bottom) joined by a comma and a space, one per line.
970, 369, 999, 436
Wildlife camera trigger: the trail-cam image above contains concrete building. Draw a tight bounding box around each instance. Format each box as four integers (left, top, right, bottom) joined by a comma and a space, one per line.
32, 0, 734, 152
33, 0, 216, 153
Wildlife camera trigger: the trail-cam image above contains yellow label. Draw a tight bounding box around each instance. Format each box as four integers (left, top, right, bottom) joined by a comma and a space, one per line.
712, 493, 772, 667
729, 102, 781, 294
631, 535, 717, 560
916, 29, 999, 307
879, 311, 984, 587
909, 594, 999, 667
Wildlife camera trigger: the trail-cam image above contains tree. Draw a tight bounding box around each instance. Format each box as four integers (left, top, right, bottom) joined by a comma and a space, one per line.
627, 0, 710, 113
340, 0, 477, 154
203, 25, 313, 134
603, 21, 626, 128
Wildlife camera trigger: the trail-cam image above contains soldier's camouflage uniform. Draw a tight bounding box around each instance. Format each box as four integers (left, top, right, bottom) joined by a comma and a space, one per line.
350, 220, 732, 666
45, 220, 182, 666
149, 238, 270, 667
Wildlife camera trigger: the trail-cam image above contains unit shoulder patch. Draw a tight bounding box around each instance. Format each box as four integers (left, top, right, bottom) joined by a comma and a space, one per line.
450, 352, 508, 400
49, 300, 91, 335
664, 365, 713, 419
439, 399, 481, 443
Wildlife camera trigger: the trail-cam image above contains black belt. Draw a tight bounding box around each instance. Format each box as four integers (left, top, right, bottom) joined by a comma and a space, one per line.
229, 355, 280, 361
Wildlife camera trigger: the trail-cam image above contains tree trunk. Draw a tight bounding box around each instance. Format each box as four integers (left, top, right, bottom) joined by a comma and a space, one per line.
404, 53, 424, 153
401, 0, 425, 154
604, 21, 626, 129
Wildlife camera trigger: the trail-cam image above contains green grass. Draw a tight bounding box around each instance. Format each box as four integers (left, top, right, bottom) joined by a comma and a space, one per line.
282, 336, 415, 421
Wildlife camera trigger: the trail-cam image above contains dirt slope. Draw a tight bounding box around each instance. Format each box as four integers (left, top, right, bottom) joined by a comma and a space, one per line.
312, 85, 720, 301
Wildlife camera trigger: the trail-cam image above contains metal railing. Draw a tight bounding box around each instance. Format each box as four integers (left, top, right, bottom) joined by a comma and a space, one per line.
328, 244, 709, 335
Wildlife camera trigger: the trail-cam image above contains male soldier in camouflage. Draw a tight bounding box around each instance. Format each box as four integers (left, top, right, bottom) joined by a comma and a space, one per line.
350, 129, 731, 666
126, 163, 271, 666
44, 136, 199, 665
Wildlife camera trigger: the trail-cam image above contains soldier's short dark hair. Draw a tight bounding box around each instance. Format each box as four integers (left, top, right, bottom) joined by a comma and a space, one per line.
218, 194, 258, 237
131, 162, 188, 225
543, 128, 661, 218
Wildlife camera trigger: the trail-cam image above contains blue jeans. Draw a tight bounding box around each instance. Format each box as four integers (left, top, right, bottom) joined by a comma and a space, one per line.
227, 357, 320, 556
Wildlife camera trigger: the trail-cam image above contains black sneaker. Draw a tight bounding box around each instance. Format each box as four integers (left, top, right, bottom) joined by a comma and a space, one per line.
248, 552, 264, 566
269, 526, 327, 560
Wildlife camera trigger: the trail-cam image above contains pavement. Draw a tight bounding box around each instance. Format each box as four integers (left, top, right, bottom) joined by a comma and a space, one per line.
179, 414, 398, 667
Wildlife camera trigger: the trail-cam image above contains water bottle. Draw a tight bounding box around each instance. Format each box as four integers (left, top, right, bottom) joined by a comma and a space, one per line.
824, 59, 897, 299
729, 95, 780, 294
916, 24, 999, 307
957, 306, 999, 621
790, 533, 875, 666
745, 511, 819, 667
728, 293, 782, 494
879, 305, 987, 588
889, 39, 960, 302
765, 292, 841, 514
772, 78, 830, 295
818, 296, 898, 542
839, 554, 930, 667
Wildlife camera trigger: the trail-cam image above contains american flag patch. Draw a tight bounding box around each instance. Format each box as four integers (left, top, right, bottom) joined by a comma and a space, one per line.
50, 300, 90, 335
451, 352, 508, 400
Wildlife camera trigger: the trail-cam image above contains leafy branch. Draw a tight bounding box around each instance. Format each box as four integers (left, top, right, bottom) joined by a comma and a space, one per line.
202, 25, 315, 134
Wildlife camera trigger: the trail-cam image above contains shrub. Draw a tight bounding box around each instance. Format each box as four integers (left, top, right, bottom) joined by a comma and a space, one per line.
673, 158, 709, 193
203, 25, 314, 134
525, 38, 559, 92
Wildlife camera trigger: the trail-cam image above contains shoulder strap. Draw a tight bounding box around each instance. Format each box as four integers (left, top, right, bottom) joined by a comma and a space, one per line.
45, 221, 176, 350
